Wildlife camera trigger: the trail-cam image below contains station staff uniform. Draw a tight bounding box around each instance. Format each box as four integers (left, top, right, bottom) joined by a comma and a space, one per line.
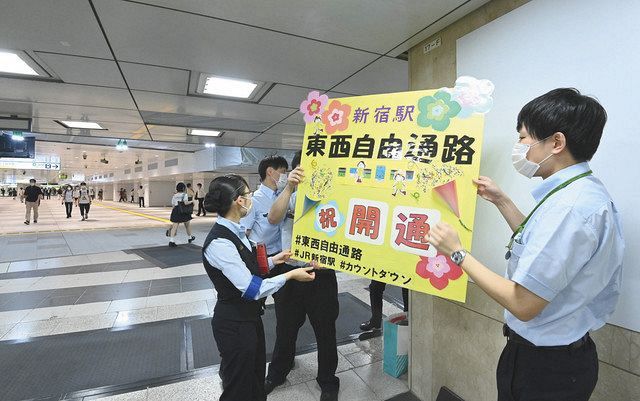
499, 162, 624, 401
203, 217, 284, 401
266, 192, 340, 393
240, 183, 283, 256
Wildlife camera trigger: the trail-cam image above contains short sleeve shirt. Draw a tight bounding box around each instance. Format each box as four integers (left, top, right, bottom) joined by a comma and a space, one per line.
505, 162, 625, 346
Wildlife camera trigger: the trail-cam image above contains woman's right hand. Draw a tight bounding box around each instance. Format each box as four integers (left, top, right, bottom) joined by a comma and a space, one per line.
285, 266, 316, 282
472, 176, 506, 205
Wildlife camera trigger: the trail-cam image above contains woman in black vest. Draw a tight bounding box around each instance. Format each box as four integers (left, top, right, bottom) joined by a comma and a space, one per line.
203, 174, 316, 401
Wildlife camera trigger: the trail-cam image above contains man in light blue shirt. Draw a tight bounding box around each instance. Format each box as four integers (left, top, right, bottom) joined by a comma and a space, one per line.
240, 155, 289, 256
428, 88, 624, 401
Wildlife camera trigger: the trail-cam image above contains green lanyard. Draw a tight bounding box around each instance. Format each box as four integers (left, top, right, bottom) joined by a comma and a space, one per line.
505, 170, 592, 260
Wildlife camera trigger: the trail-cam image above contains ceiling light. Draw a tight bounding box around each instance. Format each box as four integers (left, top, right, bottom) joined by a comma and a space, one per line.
189, 129, 222, 137
202, 76, 257, 98
205, 143, 216, 148
0, 52, 38, 75
56, 120, 106, 130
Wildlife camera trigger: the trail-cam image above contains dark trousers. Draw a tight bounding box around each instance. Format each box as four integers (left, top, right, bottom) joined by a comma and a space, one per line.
64, 202, 73, 217
197, 198, 206, 215
368, 280, 409, 326
79, 203, 90, 217
212, 317, 266, 401
267, 269, 340, 391
138, 197, 145, 207
497, 335, 598, 401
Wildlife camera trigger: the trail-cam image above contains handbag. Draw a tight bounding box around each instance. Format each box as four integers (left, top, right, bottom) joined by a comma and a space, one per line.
178, 197, 194, 215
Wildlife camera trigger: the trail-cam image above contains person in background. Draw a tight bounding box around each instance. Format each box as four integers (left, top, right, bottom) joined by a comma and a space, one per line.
202, 174, 316, 401
359, 281, 409, 333
240, 155, 289, 251
195, 183, 207, 216
73, 185, 80, 207
0, 188, 4, 197
18, 187, 24, 203
23, 179, 43, 225
264, 151, 340, 401
98, 189, 103, 201
137, 185, 145, 208
78, 182, 91, 221
428, 88, 624, 401
168, 182, 195, 247
186, 182, 196, 202
62, 185, 74, 218
90, 188, 95, 200
130, 187, 135, 203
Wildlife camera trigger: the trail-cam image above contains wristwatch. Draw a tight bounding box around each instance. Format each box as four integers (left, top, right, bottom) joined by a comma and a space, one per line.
451, 249, 468, 266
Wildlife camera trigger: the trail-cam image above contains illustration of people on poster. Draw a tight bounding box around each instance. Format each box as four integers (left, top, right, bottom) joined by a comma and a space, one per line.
292, 76, 494, 302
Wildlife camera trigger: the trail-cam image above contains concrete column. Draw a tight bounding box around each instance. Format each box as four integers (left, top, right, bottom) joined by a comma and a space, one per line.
102, 184, 114, 201
148, 181, 175, 207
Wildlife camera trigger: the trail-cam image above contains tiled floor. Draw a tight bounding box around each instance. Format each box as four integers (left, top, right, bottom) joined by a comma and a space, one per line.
0, 197, 408, 400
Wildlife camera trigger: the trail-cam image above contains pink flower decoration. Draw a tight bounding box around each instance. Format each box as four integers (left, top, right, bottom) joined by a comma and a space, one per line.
415, 254, 463, 290
321, 100, 351, 134
300, 91, 329, 123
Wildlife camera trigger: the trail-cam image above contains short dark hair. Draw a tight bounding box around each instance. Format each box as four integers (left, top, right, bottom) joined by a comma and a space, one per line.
29, 178, 36, 183
258, 155, 288, 181
291, 150, 302, 169
517, 88, 607, 161
176, 182, 186, 192
197, 183, 202, 187
204, 174, 249, 217
186, 183, 192, 188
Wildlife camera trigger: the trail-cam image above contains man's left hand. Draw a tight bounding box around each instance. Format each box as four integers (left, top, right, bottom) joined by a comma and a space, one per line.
427, 222, 463, 256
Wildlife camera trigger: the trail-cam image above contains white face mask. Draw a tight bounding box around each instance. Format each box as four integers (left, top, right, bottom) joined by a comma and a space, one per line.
240, 196, 252, 213
275, 173, 288, 192
512, 139, 553, 178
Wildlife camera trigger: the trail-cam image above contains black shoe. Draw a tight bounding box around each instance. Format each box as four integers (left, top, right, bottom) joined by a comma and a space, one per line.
165, 229, 170, 237
24, 221, 29, 225
196, 213, 200, 216
320, 390, 339, 401
33, 220, 37, 223
264, 378, 284, 395
169, 241, 177, 247
359, 320, 381, 332
188, 236, 196, 244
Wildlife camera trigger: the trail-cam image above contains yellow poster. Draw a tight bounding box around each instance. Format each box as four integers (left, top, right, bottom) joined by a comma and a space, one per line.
292, 77, 493, 302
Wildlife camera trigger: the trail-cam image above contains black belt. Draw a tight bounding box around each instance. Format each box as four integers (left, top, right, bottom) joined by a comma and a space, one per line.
502, 324, 589, 350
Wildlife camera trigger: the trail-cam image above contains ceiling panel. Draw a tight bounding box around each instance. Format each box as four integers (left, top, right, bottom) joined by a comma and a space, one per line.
120, 62, 189, 95
332, 57, 408, 95
280, 113, 305, 126
93, 0, 379, 89
25, 103, 144, 124
260, 123, 305, 137
247, 138, 304, 150
148, 125, 260, 147
259, 85, 353, 109
0, 0, 112, 59
133, 0, 467, 55
0, 78, 136, 110
36, 53, 126, 88
141, 111, 272, 133
31, 118, 145, 135
133, 91, 294, 123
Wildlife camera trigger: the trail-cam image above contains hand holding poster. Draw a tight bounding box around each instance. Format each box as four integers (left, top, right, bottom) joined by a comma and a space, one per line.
292, 77, 493, 302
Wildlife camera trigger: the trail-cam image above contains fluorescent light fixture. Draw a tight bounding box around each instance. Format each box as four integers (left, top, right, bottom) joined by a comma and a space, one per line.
205, 143, 216, 148
202, 76, 257, 98
0, 51, 38, 75
189, 129, 222, 137
56, 120, 106, 130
